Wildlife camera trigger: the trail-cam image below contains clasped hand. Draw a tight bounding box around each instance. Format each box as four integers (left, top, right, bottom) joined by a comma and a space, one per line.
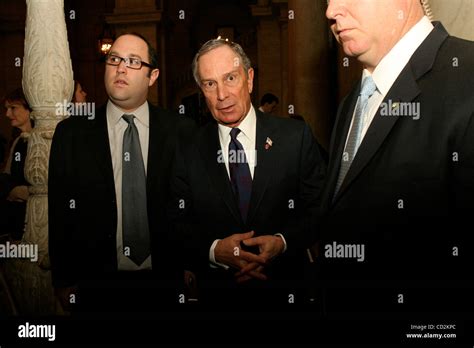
214, 231, 285, 283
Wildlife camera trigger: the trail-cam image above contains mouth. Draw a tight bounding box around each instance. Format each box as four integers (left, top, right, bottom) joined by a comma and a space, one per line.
337, 28, 353, 37
218, 104, 235, 113
114, 79, 128, 86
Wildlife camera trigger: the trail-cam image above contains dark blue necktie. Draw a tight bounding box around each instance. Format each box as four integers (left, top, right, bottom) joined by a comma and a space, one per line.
229, 128, 252, 222
122, 114, 150, 266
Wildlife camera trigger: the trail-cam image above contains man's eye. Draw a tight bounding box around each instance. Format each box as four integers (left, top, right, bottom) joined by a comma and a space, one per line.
227, 75, 235, 81
131, 58, 141, 65
111, 57, 120, 63
205, 81, 214, 88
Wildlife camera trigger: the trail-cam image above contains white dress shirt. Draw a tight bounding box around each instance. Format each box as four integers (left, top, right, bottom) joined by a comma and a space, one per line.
209, 105, 287, 269
106, 100, 152, 271
345, 16, 434, 147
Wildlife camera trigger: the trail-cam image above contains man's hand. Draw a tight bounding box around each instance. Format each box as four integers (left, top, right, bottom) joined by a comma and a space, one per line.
7, 185, 29, 202
235, 262, 265, 283
214, 231, 268, 281
235, 235, 285, 282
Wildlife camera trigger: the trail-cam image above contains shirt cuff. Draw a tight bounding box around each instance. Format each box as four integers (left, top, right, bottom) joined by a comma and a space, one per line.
209, 239, 230, 270
275, 233, 287, 253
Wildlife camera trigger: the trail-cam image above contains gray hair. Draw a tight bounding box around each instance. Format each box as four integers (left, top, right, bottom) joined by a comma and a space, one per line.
192, 38, 252, 85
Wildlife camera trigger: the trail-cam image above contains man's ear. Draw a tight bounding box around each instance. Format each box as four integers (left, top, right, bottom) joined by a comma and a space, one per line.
247, 67, 254, 94
149, 68, 160, 86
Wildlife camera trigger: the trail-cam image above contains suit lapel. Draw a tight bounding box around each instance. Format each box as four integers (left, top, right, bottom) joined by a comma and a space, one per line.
327, 86, 360, 200
86, 106, 115, 197
199, 122, 243, 225
247, 111, 277, 225
337, 72, 420, 197
146, 103, 167, 191
333, 22, 449, 202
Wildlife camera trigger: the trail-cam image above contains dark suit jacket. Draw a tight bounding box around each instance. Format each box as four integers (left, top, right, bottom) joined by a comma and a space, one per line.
48, 102, 193, 297
319, 23, 474, 310
169, 110, 326, 301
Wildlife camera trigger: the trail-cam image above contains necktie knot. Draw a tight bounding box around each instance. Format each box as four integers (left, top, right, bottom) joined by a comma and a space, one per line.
122, 114, 135, 124
230, 127, 241, 141
360, 76, 377, 99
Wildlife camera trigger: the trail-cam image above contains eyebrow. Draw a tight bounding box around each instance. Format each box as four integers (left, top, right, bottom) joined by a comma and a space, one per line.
224, 69, 239, 77
201, 68, 240, 82
108, 51, 143, 60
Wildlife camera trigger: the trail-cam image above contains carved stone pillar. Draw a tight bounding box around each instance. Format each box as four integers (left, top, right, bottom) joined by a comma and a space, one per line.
429, 0, 474, 41
5, 0, 73, 315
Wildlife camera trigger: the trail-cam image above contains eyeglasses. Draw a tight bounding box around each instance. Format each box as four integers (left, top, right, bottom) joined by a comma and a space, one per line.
105, 54, 154, 70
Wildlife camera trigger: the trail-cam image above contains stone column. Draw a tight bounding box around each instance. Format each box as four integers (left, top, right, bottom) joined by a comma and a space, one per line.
5, 0, 73, 315
288, 0, 331, 148
429, 0, 474, 41
251, 2, 283, 117
279, 8, 289, 118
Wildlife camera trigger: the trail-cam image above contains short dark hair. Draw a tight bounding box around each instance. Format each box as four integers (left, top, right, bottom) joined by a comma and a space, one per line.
3, 88, 32, 112
260, 93, 279, 106
116, 32, 158, 69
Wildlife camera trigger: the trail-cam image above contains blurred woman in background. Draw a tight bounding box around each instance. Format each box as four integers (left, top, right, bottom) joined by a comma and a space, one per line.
0, 88, 33, 241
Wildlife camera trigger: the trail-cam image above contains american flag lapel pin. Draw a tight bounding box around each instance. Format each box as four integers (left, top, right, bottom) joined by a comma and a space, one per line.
265, 137, 273, 150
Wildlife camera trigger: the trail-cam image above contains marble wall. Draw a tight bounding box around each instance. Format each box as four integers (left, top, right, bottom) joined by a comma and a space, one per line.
430, 0, 474, 41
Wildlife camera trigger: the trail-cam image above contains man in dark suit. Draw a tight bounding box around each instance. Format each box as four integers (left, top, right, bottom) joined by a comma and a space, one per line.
48, 33, 192, 315
169, 38, 326, 307
320, 0, 474, 313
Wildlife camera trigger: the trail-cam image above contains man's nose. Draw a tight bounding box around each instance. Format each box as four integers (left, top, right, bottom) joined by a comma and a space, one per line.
216, 83, 228, 101
326, 0, 343, 20
117, 59, 128, 74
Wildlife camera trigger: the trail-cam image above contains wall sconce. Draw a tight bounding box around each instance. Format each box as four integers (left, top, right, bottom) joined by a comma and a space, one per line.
98, 23, 114, 56
98, 38, 113, 55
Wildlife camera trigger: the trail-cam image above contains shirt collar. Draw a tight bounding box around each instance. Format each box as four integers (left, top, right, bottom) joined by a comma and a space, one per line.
370, 16, 434, 96
218, 104, 256, 142
106, 100, 149, 127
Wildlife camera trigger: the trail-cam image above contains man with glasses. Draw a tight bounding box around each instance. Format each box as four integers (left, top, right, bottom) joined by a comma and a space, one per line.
169, 38, 326, 308
49, 33, 192, 315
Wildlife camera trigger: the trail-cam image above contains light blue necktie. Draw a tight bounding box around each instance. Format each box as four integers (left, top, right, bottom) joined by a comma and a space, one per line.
334, 76, 377, 197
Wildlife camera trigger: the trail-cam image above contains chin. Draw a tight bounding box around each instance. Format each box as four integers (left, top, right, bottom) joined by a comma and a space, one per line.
220, 115, 242, 126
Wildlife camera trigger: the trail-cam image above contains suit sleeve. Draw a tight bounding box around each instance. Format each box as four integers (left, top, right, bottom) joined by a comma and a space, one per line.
452, 111, 474, 273
280, 123, 327, 251
167, 126, 213, 273
48, 120, 80, 288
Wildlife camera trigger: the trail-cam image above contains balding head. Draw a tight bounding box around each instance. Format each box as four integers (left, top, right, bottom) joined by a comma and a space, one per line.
326, 0, 425, 72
